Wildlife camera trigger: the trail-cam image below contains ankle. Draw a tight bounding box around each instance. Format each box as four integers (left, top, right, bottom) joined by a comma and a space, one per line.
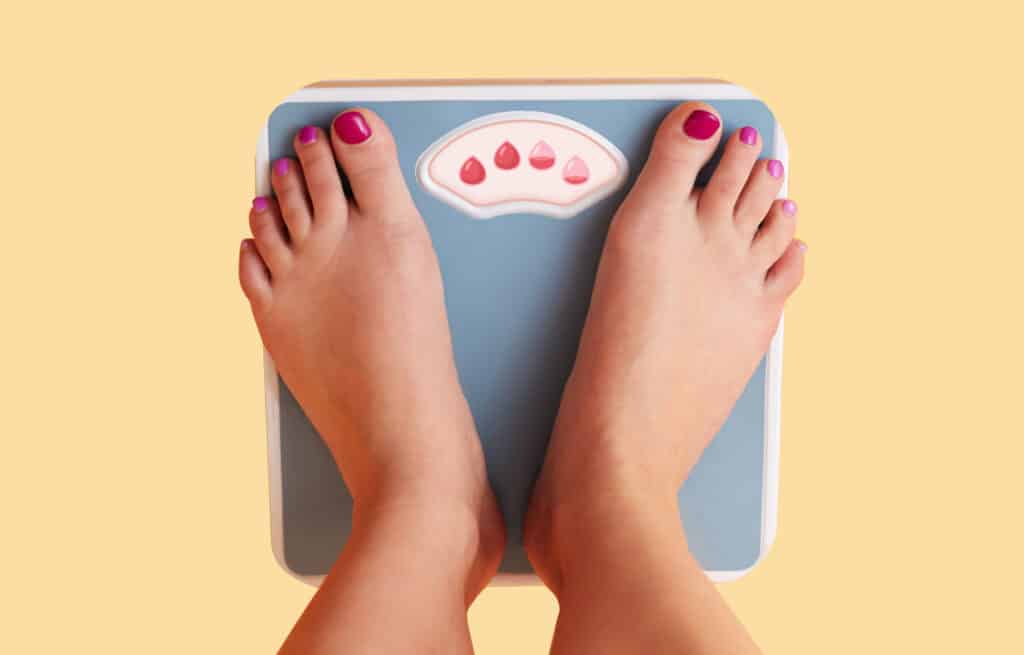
351, 493, 503, 603
526, 481, 686, 595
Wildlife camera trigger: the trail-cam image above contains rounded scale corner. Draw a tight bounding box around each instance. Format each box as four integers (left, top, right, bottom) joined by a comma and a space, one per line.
707, 540, 776, 584
258, 80, 340, 188
267, 81, 329, 125
706, 515, 779, 584
271, 538, 323, 588
710, 78, 777, 116
760, 101, 780, 131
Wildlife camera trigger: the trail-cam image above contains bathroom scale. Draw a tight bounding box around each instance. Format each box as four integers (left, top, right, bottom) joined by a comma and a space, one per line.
257, 78, 788, 585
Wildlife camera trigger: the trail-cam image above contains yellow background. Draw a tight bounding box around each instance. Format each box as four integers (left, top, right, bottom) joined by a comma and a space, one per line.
3, 0, 1022, 651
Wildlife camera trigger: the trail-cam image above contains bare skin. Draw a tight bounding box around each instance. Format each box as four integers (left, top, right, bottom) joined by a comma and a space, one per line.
240, 102, 804, 654
524, 101, 804, 654
239, 109, 504, 654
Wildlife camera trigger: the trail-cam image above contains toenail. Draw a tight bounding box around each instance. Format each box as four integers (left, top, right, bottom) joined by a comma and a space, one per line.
796, 240, 808, 252
299, 125, 318, 145
252, 196, 269, 212
682, 109, 721, 140
334, 111, 372, 144
274, 158, 290, 176
740, 126, 758, 145
767, 159, 784, 178
783, 199, 798, 216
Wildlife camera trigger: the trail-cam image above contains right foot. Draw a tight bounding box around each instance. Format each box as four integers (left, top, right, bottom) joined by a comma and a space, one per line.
525, 102, 806, 589
239, 110, 504, 600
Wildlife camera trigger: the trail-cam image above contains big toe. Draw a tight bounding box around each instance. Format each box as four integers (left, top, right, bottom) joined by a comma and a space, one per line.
624, 102, 723, 215
330, 108, 419, 223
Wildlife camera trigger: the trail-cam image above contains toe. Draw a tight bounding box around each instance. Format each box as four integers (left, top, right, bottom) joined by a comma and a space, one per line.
699, 125, 762, 220
239, 239, 272, 312
735, 157, 786, 235
329, 108, 417, 221
619, 102, 723, 216
765, 239, 807, 300
270, 156, 313, 244
293, 125, 348, 228
751, 199, 799, 270
249, 196, 292, 274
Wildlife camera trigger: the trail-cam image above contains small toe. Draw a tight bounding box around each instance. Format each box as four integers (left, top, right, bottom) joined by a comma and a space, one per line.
735, 157, 786, 235
239, 239, 272, 312
249, 196, 292, 274
699, 125, 762, 220
270, 156, 313, 244
751, 199, 799, 270
293, 125, 348, 228
329, 108, 417, 221
765, 239, 807, 300
621, 102, 724, 217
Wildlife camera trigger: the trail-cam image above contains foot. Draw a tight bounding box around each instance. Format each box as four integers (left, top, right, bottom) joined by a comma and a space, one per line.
525, 102, 806, 590
239, 110, 503, 600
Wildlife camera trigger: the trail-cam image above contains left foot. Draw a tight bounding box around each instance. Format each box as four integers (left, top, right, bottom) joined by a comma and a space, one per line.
239, 110, 504, 599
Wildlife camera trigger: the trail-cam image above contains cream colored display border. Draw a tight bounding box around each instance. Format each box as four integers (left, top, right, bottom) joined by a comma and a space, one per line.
415, 111, 630, 220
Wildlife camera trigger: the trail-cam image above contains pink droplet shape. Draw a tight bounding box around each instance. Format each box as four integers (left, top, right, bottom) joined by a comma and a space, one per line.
460, 156, 486, 185
494, 141, 520, 169
529, 141, 556, 170
562, 156, 589, 185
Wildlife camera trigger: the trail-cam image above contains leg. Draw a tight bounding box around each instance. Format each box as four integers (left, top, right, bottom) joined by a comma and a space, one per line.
525, 103, 806, 653
279, 501, 485, 654
239, 111, 505, 654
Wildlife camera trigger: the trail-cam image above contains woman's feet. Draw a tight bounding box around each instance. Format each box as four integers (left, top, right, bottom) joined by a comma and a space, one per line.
241, 101, 804, 601
248, 100, 793, 654
239, 109, 503, 600
525, 102, 806, 591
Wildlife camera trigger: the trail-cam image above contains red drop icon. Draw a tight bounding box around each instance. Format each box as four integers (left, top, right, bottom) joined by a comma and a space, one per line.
529, 141, 556, 170
563, 156, 589, 185
494, 141, 520, 169
460, 156, 486, 185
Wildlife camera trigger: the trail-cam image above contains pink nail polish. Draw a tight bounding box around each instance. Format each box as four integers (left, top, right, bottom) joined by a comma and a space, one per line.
740, 126, 758, 145
252, 196, 269, 212
274, 158, 290, 176
682, 110, 721, 140
299, 125, 318, 145
767, 159, 784, 178
797, 240, 808, 252
334, 111, 372, 144
241, 238, 251, 251
783, 199, 798, 216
